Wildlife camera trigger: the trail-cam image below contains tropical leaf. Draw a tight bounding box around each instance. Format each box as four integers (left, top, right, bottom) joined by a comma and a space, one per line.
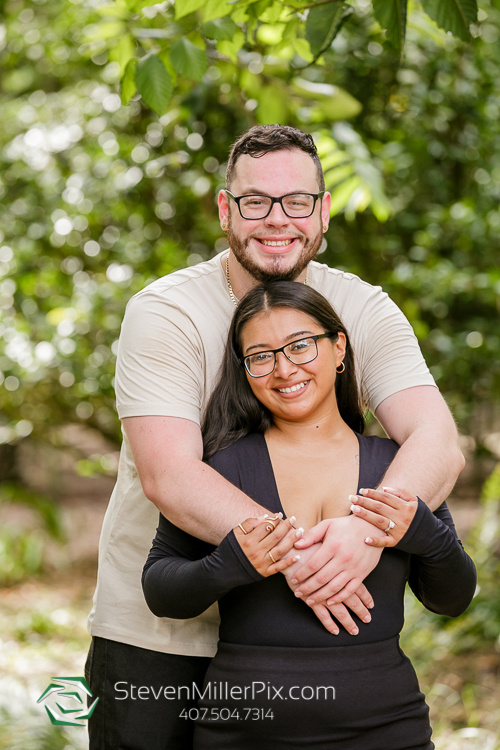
421, 0, 477, 41
305, 3, 354, 58
135, 55, 173, 115
373, 0, 407, 50
170, 38, 208, 81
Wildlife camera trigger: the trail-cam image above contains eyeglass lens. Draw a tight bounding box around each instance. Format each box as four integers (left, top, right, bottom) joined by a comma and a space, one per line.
245, 338, 318, 376
239, 194, 315, 219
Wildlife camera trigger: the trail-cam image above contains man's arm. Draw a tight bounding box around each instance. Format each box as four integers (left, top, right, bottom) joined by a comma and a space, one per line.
123, 415, 266, 545
290, 385, 465, 602
374, 385, 465, 511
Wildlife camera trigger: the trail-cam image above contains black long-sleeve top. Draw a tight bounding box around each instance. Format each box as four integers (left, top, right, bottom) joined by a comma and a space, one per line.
142, 433, 476, 648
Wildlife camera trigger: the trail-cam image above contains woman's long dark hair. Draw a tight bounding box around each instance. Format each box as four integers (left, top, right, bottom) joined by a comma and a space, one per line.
202, 281, 364, 460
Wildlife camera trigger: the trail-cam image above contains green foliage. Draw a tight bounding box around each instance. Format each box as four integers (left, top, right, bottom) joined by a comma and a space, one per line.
402, 463, 500, 663
0, 483, 64, 585
305, 3, 354, 59
373, 0, 407, 49
169, 38, 208, 81
135, 54, 173, 114
421, 0, 478, 41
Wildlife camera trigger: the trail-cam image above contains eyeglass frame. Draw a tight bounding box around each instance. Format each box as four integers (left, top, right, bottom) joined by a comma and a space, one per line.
225, 190, 326, 220
240, 332, 339, 378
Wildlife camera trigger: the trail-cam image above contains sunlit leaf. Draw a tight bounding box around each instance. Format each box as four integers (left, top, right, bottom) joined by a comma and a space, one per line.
373, 0, 407, 50
120, 59, 137, 104
83, 21, 125, 42
170, 38, 208, 81
135, 54, 173, 114
109, 34, 136, 74
201, 0, 234, 22
421, 0, 477, 41
174, 0, 206, 20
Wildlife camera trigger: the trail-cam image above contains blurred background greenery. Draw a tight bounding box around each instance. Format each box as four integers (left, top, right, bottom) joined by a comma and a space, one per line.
0, 0, 499, 747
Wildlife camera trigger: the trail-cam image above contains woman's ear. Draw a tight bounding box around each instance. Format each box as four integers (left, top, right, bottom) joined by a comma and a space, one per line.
334, 332, 347, 366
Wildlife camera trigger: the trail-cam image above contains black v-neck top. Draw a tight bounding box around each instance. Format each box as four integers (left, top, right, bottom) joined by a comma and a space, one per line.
143, 433, 476, 648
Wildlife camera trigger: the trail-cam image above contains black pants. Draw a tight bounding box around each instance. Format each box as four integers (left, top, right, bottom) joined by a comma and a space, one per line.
85, 636, 211, 750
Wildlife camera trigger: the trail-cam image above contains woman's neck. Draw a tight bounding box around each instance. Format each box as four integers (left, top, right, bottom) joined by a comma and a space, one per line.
269, 403, 352, 449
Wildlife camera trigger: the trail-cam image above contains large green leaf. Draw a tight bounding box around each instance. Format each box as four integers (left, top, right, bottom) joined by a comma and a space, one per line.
421, 0, 477, 41
305, 3, 353, 58
170, 38, 208, 81
135, 54, 173, 115
373, 0, 407, 49
293, 79, 362, 120
202, 17, 238, 41
174, 0, 206, 20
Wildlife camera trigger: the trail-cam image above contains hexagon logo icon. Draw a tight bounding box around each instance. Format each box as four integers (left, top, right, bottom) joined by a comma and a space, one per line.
37, 676, 99, 727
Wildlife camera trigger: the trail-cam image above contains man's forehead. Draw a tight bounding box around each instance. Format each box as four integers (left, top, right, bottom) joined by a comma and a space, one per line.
231, 149, 319, 191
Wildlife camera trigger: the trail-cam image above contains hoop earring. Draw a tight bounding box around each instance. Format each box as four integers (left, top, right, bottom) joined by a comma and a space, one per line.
336, 361, 345, 374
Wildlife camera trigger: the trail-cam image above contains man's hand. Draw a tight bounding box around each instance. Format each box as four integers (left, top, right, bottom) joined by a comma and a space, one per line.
291, 515, 385, 604
282, 539, 375, 636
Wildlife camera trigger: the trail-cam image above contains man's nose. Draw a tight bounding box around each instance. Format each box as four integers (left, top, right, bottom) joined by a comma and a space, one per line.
264, 200, 289, 227
274, 351, 298, 378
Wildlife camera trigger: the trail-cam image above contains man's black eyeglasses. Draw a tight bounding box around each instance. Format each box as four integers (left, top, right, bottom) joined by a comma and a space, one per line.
225, 191, 325, 220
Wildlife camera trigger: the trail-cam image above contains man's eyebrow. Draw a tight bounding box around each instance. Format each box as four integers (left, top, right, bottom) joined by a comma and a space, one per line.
244, 331, 315, 354
237, 188, 311, 195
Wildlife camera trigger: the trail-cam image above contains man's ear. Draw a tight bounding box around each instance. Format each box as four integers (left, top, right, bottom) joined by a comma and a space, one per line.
321, 191, 331, 230
218, 189, 229, 228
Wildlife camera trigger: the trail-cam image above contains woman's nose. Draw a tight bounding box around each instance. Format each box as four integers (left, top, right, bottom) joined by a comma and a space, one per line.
273, 351, 298, 378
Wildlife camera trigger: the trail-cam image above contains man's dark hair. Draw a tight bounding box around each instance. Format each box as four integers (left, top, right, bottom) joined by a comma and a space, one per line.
202, 281, 364, 460
225, 125, 325, 191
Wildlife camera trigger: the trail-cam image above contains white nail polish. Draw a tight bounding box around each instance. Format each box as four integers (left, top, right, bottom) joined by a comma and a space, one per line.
348, 494, 358, 503
292, 555, 301, 561
360, 488, 368, 496
289, 516, 296, 524
350, 504, 360, 513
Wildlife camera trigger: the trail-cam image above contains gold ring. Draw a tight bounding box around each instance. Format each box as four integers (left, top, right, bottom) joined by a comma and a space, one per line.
267, 550, 277, 564
265, 514, 281, 532
238, 523, 248, 535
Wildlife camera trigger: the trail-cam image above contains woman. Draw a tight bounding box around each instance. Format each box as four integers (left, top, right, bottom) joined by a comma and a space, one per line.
142, 281, 476, 749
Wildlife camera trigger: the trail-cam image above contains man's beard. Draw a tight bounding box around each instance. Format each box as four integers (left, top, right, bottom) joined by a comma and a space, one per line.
226, 216, 324, 283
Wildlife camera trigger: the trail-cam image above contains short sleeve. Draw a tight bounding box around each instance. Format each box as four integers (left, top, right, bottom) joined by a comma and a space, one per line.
352, 289, 436, 413
115, 291, 205, 424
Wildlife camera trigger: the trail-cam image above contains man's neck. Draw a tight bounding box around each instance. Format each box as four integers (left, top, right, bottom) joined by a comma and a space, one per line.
221, 251, 308, 303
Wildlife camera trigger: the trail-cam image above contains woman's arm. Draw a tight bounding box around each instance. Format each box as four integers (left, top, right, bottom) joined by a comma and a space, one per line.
142, 514, 263, 619
142, 514, 299, 619
403, 500, 476, 617
349, 489, 476, 617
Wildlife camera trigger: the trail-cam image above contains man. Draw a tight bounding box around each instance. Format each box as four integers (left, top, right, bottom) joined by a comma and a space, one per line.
86, 125, 464, 749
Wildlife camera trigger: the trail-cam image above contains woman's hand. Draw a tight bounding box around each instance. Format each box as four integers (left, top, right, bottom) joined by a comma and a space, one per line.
234, 514, 303, 577
349, 487, 418, 548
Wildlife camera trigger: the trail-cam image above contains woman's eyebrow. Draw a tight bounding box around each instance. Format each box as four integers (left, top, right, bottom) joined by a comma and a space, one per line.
244, 331, 314, 354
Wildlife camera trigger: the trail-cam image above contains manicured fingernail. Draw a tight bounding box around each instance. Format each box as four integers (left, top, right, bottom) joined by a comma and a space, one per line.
291, 578, 298, 584
382, 486, 396, 492
295, 590, 303, 597
292, 555, 301, 562
351, 627, 359, 635
350, 504, 361, 513
306, 598, 315, 605
365, 537, 373, 544
363, 614, 371, 623
360, 488, 368, 495
367, 601, 374, 609
348, 494, 358, 503
327, 599, 336, 606
295, 527, 304, 537
289, 516, 296, 524
278, 512, 283, 518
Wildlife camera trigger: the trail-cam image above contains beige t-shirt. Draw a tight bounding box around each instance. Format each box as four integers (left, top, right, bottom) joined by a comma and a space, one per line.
87, 252, 435, 657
